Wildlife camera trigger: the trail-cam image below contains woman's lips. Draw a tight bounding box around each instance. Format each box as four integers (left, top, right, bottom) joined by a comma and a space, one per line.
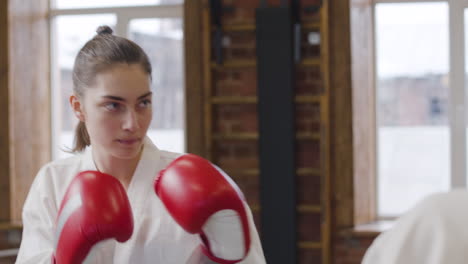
117, 138, 140, 145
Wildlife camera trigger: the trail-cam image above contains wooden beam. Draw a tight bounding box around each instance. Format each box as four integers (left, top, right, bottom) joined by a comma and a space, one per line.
0, 0, 10, 222
184, 0, 206, 157
350, 0, 376, 226
320, 5, 333, 263
202, 0, 213, 160
9, 0, 51, 222
329, 0, 355, 231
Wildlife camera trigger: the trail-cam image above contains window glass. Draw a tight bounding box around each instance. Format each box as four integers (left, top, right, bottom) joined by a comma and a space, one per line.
375, 2, 450, 217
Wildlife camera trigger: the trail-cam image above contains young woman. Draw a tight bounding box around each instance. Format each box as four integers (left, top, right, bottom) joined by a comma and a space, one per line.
16, 26, 266, 264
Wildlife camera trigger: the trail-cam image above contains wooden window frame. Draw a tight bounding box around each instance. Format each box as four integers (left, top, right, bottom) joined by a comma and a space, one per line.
2, 0, 51, 224
184, 0, 206, 157
335, 0, 448, 232
0, 0, 10, 224
0, 0, 205, 225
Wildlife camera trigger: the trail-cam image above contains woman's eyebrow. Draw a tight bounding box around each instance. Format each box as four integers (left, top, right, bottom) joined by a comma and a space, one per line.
101, 91, 152, 102
102, 95, 125, 101
138, 91, 153, 100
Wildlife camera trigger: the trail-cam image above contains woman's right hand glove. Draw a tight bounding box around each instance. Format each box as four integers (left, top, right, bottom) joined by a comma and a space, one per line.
53, 171, 133, 264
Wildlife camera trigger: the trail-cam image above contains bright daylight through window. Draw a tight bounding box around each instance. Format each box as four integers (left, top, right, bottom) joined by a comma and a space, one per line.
375, 2, 450, 217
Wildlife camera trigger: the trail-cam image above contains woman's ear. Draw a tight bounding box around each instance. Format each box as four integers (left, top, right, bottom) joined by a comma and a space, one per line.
70, 94, 85, 122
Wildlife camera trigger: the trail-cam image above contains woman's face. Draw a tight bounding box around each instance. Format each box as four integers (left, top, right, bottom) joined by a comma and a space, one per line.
72, 64, 152, 160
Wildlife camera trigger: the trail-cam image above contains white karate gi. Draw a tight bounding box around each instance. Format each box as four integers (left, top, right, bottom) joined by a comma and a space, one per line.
362, 190, 468, 264
16, 137, 266, 264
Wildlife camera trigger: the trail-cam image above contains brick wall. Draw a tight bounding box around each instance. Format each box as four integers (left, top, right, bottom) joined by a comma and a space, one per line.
207, 0, 333, 263
207, 0, 381, 263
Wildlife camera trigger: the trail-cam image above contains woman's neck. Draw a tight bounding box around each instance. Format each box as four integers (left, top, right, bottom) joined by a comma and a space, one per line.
91, 147, 143, 189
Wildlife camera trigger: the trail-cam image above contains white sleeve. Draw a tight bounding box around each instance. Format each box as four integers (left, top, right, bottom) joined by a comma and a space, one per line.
362, 191, 468, 264
16, 167, 58, 264
362, 197, 437, 264
238, 202, 266, 264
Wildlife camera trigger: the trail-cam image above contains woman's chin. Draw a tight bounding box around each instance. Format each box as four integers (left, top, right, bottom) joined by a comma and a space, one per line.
112, 144, 143, 160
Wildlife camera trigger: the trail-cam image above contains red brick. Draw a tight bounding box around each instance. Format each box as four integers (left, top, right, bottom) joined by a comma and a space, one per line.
229, 172, 260, 206
295, 103, 321, 133
214, 140, 259, 169
295, 140, 320, 168
216, 31, 256, 61
213, 68, 257, 97
297, 175, 321, 204
229, 47, 256, 59
214, 104, 258, 133
215, 70, 232, 82
231, 70, 242, 81
297, 212, 321, 241
295, 67, 324, 95
298, 248, 322, 264
222, 0, 260, 24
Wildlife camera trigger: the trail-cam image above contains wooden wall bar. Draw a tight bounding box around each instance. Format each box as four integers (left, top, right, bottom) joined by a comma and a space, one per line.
0, 0, 11, 222
184, 0, 206, 157
328, 0, 355, 230
8, 0, 51, 222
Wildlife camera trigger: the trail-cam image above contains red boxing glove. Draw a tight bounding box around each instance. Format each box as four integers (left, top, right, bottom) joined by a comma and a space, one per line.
53, 171, 133, 264
155, 154, 251, 264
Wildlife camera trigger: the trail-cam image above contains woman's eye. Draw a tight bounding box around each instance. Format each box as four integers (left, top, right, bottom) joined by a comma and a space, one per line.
104, 102, 120, 111
139, 99, 152, 108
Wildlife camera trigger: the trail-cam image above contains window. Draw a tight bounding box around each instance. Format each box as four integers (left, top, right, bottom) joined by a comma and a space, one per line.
373, 0, 468, 218
53, 0, 183, 9
374, 2, 450, 217
49, 0, 185, 159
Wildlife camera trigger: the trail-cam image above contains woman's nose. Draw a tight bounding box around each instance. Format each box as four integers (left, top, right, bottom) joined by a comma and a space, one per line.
122, 109, 140, 132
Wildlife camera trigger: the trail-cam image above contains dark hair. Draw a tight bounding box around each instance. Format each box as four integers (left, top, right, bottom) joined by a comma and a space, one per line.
71, 25, 152, 152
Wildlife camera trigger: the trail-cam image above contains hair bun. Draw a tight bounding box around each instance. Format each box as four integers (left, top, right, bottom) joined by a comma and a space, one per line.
96, 25, 113, 35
